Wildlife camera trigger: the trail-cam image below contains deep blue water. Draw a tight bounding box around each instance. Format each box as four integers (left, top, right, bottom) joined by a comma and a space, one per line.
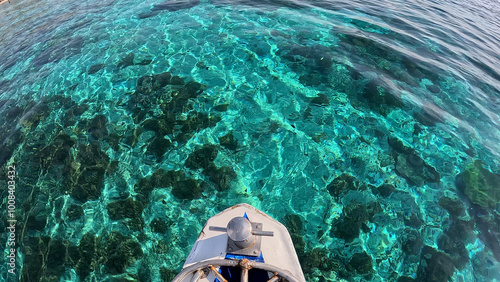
1, 0, 500, 281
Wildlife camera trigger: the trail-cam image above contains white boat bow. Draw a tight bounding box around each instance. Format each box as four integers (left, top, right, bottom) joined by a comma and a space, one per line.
172, 203, 306, 282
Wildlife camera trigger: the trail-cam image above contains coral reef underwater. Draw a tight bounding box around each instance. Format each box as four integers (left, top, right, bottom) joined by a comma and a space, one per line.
0, 0, 500, 281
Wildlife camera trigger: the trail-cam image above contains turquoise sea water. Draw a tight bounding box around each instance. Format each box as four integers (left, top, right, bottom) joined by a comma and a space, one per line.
1, 0, 500, 281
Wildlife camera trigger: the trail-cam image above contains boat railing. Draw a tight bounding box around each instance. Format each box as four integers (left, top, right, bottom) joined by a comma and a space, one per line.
171, 258, 301, 282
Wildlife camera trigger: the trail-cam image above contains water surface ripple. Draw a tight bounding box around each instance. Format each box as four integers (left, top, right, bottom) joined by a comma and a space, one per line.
1, 0, 499, 281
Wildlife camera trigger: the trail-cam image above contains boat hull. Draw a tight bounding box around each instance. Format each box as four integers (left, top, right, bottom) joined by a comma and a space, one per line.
178, 203, 306, 282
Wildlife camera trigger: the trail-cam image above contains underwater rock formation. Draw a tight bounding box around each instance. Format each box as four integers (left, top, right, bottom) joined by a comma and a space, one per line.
358, 79, 404, 116
372, 183, 396, 198
438, 197, 465, 217
282, 214, 304, 261
210, 0, 306, 10
458, 160, 500, 208
88, 63, 104, 75
300, 247, 340, 277
86, 114, 109, 141
348, 251, 373, 275
134, 72, 184, 97
401, 56, 440, 84
277, 43, 334, 75
219, 131, 238, 151
117, 52, 153, 67
66, 204, 84, 221
417, 246, 456, 282
124, 71, 222, 158
70, 233, 97, 279
152, 0, 200, 12
76, 141, 110, 167
213, 103, 229, 112
437, 233, 469, 269
0, 100, 25, 166
25, 232, 142, 279
338, 33, 395, 62
116, 52, 153, 68
283, 214, 304, 234
176, 112, 221, 143
126, 72, 219, 149
31, 36, 84, 67
20, 100, 52, 131
20, 237, 68, 281
32, 132, 75, 171
138, 0, 200, 19
71, 166, 106, 202
326, 173, 358, 200
142, 116, 175, 136
397, 276, 415, 282
282, 214, 341, 278
171, 178, 205, 200
400, 229, 423, 257
135, 169, 180, 200
185, 144, 237, 191
282, 214, 306, 257
63, 103, 89, 127
337, 33, 440, 85
309, 93, 330, 107
147, 137, 172, 160
185, 144, 218, 170
160, 267, 177, 281
388, 136, 440, 186
20, 225, 143, 281
107, 197, 145, 220
471, 206, 500, 263
204, 163, 236, 191
135, 169, 207, 201
326, 174, 376, 202
437, 197, 474, 269
118, 52, 135, 68
331, 202, 382, 242
304, 93, 330, 119
56, 142, 111, 203
414, 109, 445, 127
150, 218, 172, 233
101, 232, 143, 275
403, 212, 423, 228
277, 37, 405, 116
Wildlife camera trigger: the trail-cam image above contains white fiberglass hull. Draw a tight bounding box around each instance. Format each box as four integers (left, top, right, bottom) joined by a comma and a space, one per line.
175, 203, 306, 282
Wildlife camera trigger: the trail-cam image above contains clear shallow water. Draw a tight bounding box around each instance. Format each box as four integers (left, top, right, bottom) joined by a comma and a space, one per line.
0, 0, 499, 281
